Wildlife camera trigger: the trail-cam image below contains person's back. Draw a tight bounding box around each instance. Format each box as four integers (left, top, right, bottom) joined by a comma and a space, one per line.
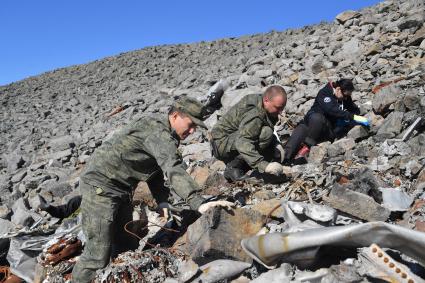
211, 93, 266, 141
81, 114, 175, 198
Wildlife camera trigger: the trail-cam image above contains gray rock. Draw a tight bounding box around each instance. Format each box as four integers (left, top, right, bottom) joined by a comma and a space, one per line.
379, 140, 411, 157
28, 195, 43, 210
327, 138, 355, 157
181, 143, 212, 163
403, 159, 423, 177
420, 39, 425, 49
340, 38, 361, 60
397, 12, 425, 30
308, 142, 330, 164
10, 169, 27, 183
204, 112, 218, 130
376, 111, 404, 139
5, 152, 25, 173
348, 167, 382, 203
39, 180, 73, 198
11, 197, 29, 213
47, 135, 76, 151
0, 205, 11, 219
254, 69, 273, 78
324, 184, 390, 222
347, 125, 369, 141
368, 156, 392, 172
251, 264, 293, 283
177, 260, 199, 282
77, 154, 91, 164
220, 87, 262, 112
407, 26, 425, 46
182, 207, 265, 264
403, 92, 420, 110
0, 219, 15, 235
11, 207, 34, 227
372, 85, 400, 114
335, 10, 361, 24
0, 174, 12, 195
25, 174, 51, 190
45, 149, 73, 162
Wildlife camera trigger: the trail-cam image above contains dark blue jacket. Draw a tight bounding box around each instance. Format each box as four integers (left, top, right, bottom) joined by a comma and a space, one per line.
306, 82, 360, 126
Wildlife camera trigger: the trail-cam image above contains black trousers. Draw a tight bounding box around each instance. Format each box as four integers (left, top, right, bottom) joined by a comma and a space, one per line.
284, 112, 347, 160
45, 195, 82, 219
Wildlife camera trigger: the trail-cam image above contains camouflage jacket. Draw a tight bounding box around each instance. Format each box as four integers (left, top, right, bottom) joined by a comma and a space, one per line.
211, 94, 277, 172
81, 114, 204, 210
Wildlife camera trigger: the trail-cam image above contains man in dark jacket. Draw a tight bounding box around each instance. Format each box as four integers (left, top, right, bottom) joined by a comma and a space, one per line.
283, 79, 369, 164
210, 85, 287, 182
72, 97, 232, 283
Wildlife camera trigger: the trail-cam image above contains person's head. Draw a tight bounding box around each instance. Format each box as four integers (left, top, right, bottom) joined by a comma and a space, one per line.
262, 85, 287, 117
169, 97, 207, 140
332, 79, 354, 101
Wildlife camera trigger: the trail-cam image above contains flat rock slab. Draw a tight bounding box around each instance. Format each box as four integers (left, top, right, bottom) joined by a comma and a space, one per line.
180, 207, 266, 264
336, 10, 361, 23
324, 185, 390, 222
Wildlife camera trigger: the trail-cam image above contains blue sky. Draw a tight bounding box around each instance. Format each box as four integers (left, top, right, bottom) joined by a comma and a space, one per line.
0, 0, 382, 86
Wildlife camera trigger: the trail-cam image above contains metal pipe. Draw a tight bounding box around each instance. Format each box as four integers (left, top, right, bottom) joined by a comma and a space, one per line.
241, 222, 425, 268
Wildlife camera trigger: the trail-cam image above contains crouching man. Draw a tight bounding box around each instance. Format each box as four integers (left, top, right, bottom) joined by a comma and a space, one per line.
72, 97, 232, 283
210, 85, 287, 182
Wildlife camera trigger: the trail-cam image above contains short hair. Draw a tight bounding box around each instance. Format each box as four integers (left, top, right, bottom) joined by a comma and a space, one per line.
333, 79, 354, 92
168, 106, 183, 116
263, 84, 287, 100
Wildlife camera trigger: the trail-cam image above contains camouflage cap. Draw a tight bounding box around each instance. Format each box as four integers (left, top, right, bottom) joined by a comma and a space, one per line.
173, 97, 207, 129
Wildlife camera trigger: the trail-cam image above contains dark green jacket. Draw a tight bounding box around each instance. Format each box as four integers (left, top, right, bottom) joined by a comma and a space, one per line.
211, 94, 277, 172
81, 114, 204, 210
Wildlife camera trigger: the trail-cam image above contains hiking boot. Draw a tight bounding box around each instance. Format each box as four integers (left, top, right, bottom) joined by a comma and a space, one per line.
206, 79, 229, 105
223, 167, 247, 182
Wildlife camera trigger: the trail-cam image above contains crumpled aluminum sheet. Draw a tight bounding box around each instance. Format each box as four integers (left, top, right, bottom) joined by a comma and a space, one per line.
6, 217, 81, 283
197, 259, 251, 283
287, 201, 336, 223
357, 244, 425, 283
380, 187, 414, 211
241, 222, 425, 269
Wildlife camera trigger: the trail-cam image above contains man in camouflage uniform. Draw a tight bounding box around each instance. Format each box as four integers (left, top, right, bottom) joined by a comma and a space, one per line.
210, 85, 287, 182
72, 97, 232, 283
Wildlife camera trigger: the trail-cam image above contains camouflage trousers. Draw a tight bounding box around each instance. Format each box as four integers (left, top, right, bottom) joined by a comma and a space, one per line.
72, 181, 138, 283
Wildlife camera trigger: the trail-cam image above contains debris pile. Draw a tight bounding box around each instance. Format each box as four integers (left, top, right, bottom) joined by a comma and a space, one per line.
36, 236, 82, 282
95, 248, 183, 283
0, 0, 425, 281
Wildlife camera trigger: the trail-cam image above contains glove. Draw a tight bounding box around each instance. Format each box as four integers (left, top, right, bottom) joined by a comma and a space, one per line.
158, 202, 182, 223
264, 162, 283, 176
198, 200, 234, 214
353, 115, 370, 127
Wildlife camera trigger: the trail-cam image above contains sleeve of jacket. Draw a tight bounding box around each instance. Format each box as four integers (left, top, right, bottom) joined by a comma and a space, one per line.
345, 97, 361, 115
142, 129, 204, 210
235, 114, 269, 173
316, 93, 354, 120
